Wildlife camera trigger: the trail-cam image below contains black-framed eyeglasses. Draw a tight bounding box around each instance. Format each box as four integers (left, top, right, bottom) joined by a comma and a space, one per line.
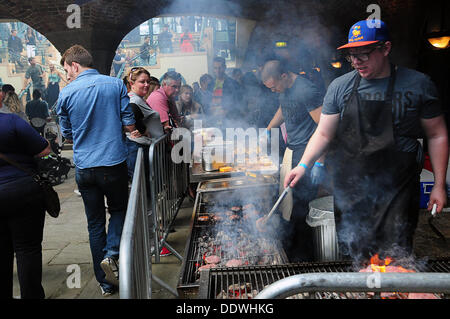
345, 45, 382, 63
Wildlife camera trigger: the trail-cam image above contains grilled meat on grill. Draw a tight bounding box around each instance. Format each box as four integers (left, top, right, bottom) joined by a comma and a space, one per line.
226, 259, 243, 267
205, 255, 221, 264
198, 264, 217, 271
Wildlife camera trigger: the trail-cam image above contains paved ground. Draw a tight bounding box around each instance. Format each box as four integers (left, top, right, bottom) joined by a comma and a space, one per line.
11, 150, 450, 299
12, 150, 193, 299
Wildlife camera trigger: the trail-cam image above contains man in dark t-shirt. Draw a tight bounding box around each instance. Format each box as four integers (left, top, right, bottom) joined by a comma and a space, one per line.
284, 19, 448, 259
24, 57, 46, 95
259, 60, 324, 262
158, 24, 173, 54
140, 36, 151, 64
322, 66, 442, 152
25, 89, 49, 135
112, 50, 126, 76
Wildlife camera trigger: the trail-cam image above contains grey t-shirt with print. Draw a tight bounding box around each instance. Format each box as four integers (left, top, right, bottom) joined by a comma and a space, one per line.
322, 67, 442, 152
279, 75, 323, 149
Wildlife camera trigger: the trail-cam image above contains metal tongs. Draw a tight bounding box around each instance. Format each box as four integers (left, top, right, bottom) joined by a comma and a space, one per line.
257, 186, 291, 230
428, 203, 446, 242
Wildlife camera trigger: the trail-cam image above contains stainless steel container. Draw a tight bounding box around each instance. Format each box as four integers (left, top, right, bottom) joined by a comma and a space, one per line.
306, 196, 340, 262
201, 141, 233, 172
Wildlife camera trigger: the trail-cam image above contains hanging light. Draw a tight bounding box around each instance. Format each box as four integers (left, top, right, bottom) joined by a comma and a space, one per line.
427, 36, 450, 49
425, 0, 449, 50
331, 61, 342, 69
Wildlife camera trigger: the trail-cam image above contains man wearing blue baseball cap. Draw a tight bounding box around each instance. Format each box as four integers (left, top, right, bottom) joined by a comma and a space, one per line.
284, 19, 448, 260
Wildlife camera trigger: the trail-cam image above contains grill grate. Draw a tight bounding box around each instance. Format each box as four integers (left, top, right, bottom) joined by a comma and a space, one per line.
198, 258, 450, 299
177, 186, 285, 298
183, 222, 287, 287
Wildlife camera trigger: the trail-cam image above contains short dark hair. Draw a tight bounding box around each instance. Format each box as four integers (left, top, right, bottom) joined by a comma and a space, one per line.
161, 71, 181, 85
60, 44, 93, 68
261, 60, 291, 82
1, 84, 15, 94
32, 89, 42, 100
149, 76, 160, 85
213, 56, 226, 67
199, 73, 213, 84
28, 57, 34, 63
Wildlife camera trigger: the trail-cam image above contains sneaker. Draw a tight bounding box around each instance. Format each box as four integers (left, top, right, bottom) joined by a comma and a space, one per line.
160, 246, 172, 257
100, 257, 119, 286
99, 284, 115, 297
74, 189, 81, 196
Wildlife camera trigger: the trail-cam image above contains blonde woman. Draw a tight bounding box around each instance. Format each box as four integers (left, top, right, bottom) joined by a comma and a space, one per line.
122, 67, 163, 178
1, 91, 27, 121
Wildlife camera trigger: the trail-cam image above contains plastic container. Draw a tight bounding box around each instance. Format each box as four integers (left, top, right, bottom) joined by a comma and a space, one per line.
306, 196, 340, 262
420, 169, 434, 209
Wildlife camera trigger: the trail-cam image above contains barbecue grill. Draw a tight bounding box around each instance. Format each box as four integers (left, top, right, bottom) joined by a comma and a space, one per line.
198, 258, 450, 299
177, 178, 288, 298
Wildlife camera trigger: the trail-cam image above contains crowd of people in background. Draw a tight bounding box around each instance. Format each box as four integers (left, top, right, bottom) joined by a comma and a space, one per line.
0, 23, 66, 111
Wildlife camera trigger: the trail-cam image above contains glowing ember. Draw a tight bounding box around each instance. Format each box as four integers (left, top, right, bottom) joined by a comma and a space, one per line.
360, 254, 438, 299
365, 254, 415, 273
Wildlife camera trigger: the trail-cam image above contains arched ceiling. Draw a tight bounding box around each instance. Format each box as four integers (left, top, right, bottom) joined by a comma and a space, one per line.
0, 0, 427, 73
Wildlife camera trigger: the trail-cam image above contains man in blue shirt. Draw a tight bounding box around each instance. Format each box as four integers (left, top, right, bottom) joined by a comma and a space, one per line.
57, 44, 140, 296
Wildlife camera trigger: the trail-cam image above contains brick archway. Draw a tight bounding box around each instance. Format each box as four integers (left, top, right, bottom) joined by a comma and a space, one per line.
0, 0, 428, 74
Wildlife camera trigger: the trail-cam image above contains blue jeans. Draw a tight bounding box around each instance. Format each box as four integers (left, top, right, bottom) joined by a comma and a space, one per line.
75, 161, 128, 288
126, 138, 140, 179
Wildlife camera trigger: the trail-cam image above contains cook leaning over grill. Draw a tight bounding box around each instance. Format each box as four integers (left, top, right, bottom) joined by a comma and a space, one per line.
284, 20, 449, 260
258, 59, 324, 262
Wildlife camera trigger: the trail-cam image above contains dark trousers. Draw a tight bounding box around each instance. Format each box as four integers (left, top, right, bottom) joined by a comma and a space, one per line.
281, 147, 318, 262
75, 161, 128, 289
0, 177, 46, 299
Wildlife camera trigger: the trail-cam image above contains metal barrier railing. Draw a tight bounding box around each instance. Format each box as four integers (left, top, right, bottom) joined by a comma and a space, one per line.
149, 133, 189, 264
120, 135, 188, 298
255, 272, 450, 299
119, 147, 152, 299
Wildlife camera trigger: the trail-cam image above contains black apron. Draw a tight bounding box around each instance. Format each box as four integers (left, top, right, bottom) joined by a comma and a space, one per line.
326, 65, 420, 260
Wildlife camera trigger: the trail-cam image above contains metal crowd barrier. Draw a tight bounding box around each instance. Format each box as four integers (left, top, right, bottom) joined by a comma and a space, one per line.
120, 134, 188, 298
149, 133, 189, 264
255, 272, 450, 299
119, 147, 152, 299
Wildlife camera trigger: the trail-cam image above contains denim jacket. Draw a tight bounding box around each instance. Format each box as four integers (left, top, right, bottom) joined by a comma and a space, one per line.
57, 69, 135, 169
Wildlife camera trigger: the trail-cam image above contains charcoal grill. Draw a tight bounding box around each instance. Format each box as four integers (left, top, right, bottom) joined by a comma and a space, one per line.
177, 179, 288, 299
198, 258, 450, 299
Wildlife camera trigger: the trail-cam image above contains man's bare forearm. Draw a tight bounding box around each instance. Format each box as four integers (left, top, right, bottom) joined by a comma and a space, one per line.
428, 135, 448, 187
267, 107, 283, 130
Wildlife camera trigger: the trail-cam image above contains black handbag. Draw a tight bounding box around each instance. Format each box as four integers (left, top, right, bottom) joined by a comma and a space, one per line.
0, 153, 60, 218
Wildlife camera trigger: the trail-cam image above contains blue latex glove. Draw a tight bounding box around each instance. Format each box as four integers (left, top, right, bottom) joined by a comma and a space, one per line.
310, 162, 326, 186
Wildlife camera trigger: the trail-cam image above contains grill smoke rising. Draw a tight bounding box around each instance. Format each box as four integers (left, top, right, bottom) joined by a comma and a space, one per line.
162, 0, 418, 265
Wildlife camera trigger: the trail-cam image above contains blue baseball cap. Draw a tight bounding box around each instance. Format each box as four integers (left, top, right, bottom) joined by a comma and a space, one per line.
338, 20, 390, 50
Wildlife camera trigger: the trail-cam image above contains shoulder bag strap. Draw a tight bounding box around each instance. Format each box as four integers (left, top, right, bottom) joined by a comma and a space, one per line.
0, 153, 38, 180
